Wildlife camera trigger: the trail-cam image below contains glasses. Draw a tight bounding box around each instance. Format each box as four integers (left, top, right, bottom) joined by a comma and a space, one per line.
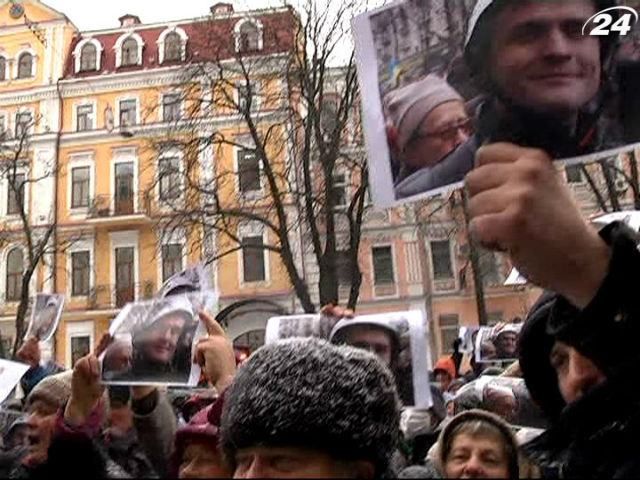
410, 118, 473, 144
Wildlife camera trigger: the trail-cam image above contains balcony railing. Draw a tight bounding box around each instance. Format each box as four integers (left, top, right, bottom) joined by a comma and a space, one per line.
87, 193, 152, 219
85, 281, 156, 310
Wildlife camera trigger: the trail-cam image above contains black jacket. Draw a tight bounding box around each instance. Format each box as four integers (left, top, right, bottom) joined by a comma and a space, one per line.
520, 222, 640, 478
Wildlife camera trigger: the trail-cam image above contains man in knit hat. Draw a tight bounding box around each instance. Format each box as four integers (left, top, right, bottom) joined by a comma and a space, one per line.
219, 337, 401, 478
385, 74, 470, 187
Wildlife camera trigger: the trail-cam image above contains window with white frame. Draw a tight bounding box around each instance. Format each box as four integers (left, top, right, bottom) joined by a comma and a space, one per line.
121, 37, 140, 66
0, 114, 7, 138
237, 20, 262, 53
66, 320, 94, 368
0, 57, 6, 81
163, 32, 182, 62
119, 99, 137, 127
162, 243, 183, 282
439, 314, 459, 354
372, 246, 395, 285
566, 165, 583, 184
76, 104, 94, 132
321, 97, 339, 135
479, 249, 501, 287
17, 52, 34, 79
162, 93, 181, 123
71, 166, 91, 208
71, 335, 91, 366
237, 149, 261, 194
71, 251, 91, 297
332, 171, 348, 209
80, 43, 98, 71
6, 172, 25, 216
158, 156, 181, 200
5, 248, 24, 302
241, 233, 266, 283
237, 83, 256, 113
14, 111, 32, 138
430, 240, 453, 280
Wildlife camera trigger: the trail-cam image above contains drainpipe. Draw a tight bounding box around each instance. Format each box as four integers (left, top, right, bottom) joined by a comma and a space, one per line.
51, 78, 63, 362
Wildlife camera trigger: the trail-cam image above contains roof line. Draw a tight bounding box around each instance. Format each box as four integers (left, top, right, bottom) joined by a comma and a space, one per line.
74, 6, 292, 37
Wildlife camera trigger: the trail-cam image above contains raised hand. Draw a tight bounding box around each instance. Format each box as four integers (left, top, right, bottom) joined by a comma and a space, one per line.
194, 311, 236, 392
465, 143, 611, 308
64, 354, 104, 427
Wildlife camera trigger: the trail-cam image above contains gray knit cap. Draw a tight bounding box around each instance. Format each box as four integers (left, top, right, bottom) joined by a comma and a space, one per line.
385, 74, 464, 151
220, 338, 401, 476
25, 371, 73, 411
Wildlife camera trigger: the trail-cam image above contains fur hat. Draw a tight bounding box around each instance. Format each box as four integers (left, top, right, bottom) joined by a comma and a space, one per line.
25, 370, 73, 411
220, 338, 401, 476
385, 74, 464, 152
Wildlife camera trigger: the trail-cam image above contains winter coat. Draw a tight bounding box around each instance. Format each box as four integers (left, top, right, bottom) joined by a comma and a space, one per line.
520, 222, 640, 478
132, 389, 177, 478
8, 407, 130, 479
102, 428, 157, 478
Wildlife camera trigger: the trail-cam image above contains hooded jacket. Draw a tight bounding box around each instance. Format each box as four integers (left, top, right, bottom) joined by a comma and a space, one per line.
519, 222, 640, 478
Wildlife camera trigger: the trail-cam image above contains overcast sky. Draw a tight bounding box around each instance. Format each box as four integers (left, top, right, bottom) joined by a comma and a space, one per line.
46, 0, 306, 31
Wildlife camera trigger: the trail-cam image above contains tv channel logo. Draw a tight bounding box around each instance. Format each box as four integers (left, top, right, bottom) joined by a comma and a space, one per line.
582, 6, 638, 36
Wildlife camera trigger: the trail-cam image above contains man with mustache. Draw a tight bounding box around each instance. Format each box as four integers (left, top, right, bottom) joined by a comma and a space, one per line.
396, 0, 623, 196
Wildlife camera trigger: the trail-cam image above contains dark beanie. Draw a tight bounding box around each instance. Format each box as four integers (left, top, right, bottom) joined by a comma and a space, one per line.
518, 292, 567, 420
220, 338, 401, 476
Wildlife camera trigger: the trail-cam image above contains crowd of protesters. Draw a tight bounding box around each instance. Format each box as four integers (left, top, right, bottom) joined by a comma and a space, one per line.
2, 0, 640, 478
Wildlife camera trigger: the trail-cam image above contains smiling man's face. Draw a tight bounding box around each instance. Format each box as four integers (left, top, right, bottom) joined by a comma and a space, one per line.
489, 0, 600, 116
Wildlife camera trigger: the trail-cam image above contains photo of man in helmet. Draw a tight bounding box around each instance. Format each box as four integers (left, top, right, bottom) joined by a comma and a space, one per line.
103, 294, 199, 385
358, 0, 639, 203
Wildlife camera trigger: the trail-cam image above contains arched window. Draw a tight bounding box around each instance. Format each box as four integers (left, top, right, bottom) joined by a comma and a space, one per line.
238, 21, 260, 52
0, 57, 6, 81
17, 52, 33, 79
163, 32, 182, 62
6, 248, 23, 302
80, 43, 97, 71
121, 37, 139, 66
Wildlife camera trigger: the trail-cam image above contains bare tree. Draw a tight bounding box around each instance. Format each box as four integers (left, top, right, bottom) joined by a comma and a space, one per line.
143, 1, 369, 312
0, 117, 82, 356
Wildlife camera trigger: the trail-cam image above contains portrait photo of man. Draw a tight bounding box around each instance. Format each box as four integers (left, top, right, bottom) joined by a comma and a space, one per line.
356, 0, 639, 204
102, 293, 199, 385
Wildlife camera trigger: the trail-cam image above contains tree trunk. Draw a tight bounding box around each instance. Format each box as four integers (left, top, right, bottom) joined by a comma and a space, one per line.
318, 257, 339, 307
12, 275, 32, 358
461, 192, 488, 326
278, 249, 316, 313
347, 268, 362, 311
581, 164, 609, 213
600, 159, 621, 212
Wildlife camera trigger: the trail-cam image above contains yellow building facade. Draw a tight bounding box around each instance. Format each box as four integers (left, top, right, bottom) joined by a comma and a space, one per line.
1, 0, 301, 365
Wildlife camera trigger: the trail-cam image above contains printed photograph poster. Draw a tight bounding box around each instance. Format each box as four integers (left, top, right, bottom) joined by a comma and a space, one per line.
24, 293, 65, 343
352, 0, 640, 207
100, 290, 218, 387
266, 310, 432, 408
0, 360, 30, 404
